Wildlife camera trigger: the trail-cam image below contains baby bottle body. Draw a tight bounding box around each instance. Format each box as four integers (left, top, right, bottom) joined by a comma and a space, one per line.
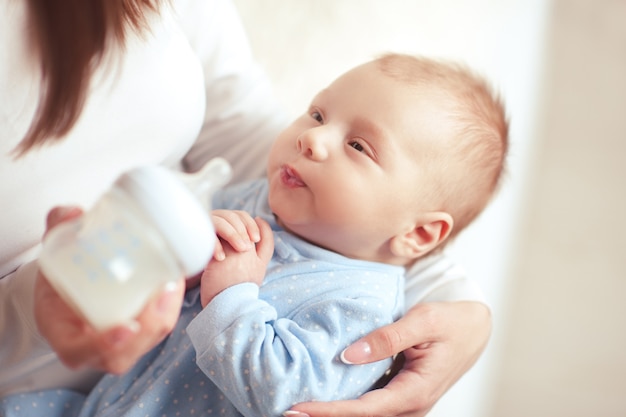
38, 159, 232, 331
39, 187, 183, 331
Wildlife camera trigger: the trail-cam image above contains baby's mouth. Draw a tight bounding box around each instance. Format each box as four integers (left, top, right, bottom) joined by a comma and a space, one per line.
280, 165, 306, 188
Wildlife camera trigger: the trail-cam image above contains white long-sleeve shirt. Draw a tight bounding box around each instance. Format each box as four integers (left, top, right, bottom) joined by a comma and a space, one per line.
0, 0, 483, 397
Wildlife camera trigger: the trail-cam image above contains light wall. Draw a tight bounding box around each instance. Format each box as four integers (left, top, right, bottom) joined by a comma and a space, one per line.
231, 1, 548, 416
487, 0, 626, 416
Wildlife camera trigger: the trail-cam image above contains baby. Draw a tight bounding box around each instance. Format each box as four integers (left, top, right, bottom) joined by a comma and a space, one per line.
0, 53, 507, 417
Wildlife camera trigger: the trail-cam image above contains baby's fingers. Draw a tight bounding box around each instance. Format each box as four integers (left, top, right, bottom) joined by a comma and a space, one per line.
254, 217, 274, 264
211, 210, 259, 252
212, 239, 226, 261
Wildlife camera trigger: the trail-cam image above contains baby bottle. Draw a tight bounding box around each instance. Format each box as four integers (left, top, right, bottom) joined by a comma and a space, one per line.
38, 158, 232, 331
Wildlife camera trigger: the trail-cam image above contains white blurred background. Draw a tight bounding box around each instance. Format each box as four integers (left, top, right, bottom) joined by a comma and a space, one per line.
231, 1, 626, 416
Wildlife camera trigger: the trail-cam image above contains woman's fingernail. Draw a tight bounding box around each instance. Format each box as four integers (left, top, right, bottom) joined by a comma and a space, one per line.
283, 411, 310, 417
157, 281, 179, 313
128, 320, 141, 334
56, 206, 81, 217
340, 340, 372, 364
47, 206, 82, 228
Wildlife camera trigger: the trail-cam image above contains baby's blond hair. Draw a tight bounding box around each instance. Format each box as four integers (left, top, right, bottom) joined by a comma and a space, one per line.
376, 53, 509, 241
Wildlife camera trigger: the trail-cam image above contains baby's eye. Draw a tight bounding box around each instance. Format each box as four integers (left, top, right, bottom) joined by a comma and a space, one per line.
348, 139, 376, 160
349, 141, 365, 153
311, 111, 323, 123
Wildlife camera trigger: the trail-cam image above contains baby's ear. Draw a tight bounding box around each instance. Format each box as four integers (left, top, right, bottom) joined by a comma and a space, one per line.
390, 212, 453, 260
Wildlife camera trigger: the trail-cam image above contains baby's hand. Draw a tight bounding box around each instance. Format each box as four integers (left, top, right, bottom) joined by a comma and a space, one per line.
211, 210, 261, 261
200, 216, 273, 307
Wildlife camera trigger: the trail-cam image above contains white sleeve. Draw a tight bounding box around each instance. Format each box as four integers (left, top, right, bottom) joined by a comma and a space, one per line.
404, 252, 488, 310
175, 0, 289, 183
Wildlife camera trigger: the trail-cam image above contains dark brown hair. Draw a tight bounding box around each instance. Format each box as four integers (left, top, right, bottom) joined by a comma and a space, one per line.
13, 0, 162, 157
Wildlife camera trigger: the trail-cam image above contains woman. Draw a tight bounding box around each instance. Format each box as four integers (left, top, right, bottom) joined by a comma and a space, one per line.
0, 1, 491, 416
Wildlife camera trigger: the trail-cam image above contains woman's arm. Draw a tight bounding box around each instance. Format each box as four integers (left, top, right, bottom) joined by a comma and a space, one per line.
175, 0, 288, 183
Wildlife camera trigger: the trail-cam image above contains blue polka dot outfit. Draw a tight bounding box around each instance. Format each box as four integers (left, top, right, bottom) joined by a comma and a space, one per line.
1, 179, 404, 417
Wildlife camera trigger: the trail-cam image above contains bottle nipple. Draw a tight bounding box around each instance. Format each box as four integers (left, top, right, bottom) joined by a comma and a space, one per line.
175, 158, 233, 209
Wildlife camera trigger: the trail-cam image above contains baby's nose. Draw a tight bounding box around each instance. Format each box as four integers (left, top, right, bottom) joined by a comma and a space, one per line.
297, 129, 329, 161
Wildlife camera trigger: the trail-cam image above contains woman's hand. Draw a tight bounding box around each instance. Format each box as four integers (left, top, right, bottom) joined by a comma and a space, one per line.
285, 301, 492, 417
34, 206, 186, 374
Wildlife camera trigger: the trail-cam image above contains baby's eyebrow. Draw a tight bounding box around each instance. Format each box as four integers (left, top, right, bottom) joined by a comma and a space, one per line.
352, 116, 387, 142
311, 88, 329, 103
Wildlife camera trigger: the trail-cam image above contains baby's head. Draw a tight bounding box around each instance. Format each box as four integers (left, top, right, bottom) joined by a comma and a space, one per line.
267, 53, 508, 266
